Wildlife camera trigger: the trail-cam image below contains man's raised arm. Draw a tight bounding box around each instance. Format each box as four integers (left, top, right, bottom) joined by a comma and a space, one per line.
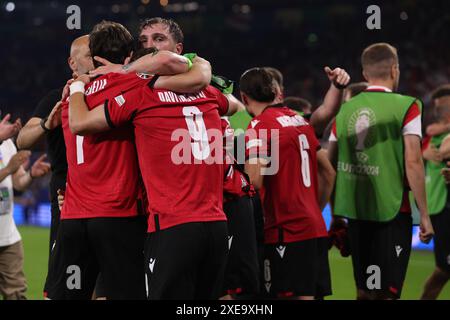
89, 50, 192, 77
154, 56, 212, 93
309, 67, 350, 135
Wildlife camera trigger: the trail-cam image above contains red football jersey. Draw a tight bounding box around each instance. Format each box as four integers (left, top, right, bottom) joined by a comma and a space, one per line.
106, 84, 229, 232
245, 105, 327, 243
61, 72, 150, 219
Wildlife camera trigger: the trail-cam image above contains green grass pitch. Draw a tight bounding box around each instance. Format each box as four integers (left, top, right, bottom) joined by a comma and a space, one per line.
17, 226, 450, 300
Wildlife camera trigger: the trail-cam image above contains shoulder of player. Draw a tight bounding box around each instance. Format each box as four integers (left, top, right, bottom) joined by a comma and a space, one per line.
95, 72, 148, 86
248, 115, 282, 134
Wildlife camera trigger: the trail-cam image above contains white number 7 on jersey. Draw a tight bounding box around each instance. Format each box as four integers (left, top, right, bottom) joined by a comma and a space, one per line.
298, 134, 311, 187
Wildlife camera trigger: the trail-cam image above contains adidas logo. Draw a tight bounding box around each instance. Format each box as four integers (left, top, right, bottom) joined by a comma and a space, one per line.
276, 245, 286, 259
149, 258, 156, 273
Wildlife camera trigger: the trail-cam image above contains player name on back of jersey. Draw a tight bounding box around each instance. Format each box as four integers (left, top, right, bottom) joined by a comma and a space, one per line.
157, 90, 207, 103
85, 78, 107, 96
276, 114, 309, 128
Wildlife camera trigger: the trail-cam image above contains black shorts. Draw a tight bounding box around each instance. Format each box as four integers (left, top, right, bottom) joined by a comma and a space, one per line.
263, 237, 332, 298
252, 191, 265, 247
222, 196, 260, 297
144, 221, 228, 300
252, 192, 265, 272
430, 206, 450, 274
45, 216, 147, 300
347, 213, 412, 299
43, 200, 61, 295
49, 200, 61, 255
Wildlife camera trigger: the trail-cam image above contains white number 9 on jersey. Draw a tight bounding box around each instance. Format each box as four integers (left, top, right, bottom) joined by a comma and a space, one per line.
183, 106, 211, 161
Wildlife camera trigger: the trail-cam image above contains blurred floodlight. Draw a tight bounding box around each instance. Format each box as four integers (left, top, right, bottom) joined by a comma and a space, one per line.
400, 11, 409, 20
184, 2, 199, 12
6, 2, 15, 12
111, 4, 120, 13
241, 4, 251, 14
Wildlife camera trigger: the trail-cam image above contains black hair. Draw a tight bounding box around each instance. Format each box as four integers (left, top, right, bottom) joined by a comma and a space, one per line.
89, 21, 134, 68
240, 67, 276, 103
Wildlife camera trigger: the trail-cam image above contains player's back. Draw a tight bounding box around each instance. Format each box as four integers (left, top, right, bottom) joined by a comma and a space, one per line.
247, 106, 327, 243
106, 84, 229, 232
61, 73, 150, 219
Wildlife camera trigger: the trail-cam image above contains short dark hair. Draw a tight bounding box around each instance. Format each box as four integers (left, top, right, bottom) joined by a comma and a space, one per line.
140, 17, 184, 44
264, 67, 284, 90
89, 21, 134, 69
283, 97, 312, 114
345, 82, 369, 98
431, 84, 450, 101
362, 43, 398, 80
240, 67, 276, 103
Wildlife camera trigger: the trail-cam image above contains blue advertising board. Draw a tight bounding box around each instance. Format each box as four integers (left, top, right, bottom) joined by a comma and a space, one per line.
13, 203, 433, 251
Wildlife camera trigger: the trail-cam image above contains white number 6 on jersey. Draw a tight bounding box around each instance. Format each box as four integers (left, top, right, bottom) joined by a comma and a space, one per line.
298, 134, 311, 187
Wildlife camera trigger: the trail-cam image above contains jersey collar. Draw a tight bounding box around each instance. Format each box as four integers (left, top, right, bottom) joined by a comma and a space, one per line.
366, 85, 392, 92
262, 103, 284, 114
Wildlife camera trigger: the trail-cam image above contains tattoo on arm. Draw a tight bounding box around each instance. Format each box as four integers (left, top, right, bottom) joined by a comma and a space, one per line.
122, 63, 132, 72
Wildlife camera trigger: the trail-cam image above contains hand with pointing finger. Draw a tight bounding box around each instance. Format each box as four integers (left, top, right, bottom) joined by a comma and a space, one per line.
325, 66, 351, 90
30, 154, 51, 178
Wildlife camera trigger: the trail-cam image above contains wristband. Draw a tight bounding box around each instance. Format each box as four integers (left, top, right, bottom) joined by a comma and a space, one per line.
183, 53, 197, 70
186, 58, 193, 70
333, 81, 348, 90
40, 117, 51, 132
211, 75, 234, 95
69, 81, 86, 95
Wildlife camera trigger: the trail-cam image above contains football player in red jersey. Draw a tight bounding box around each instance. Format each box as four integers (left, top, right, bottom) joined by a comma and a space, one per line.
89, 18, 259, 299
46, 21, 212, 300
68, 33, 243, 298
241, 67, 340, 300
137, 18, 260, 300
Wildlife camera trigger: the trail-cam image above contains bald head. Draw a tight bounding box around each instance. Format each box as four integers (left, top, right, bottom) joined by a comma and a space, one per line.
70, 35, 89, 57
68, 35, 94, 76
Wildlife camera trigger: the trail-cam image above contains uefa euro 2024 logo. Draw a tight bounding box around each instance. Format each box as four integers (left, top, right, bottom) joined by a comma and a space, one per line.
348, 108, 376, 163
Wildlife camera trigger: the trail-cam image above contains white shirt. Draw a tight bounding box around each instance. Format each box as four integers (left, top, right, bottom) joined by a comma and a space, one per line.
0, 139, 21, 247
